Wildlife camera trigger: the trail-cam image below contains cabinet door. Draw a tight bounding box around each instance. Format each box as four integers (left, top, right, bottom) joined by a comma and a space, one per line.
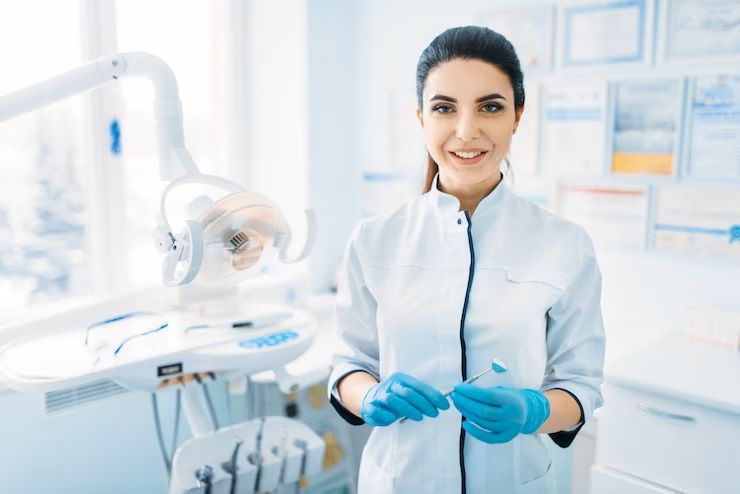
590, 466, 679, 494
596, 384, 740, 492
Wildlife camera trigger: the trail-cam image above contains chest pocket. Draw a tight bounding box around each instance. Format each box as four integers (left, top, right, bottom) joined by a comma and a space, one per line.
504, 270, 569, 314
505, 270, 568, 290
469, 269, 567, 340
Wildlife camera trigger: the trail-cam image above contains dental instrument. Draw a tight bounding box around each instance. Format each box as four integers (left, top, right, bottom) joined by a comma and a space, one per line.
183, 311, 294, 333
194, 465, 214, 494
399, 358, 508, 424
443, 357, 508, 397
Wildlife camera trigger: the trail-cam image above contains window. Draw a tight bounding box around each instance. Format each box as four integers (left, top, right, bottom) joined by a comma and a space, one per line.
0, 1, 90, 323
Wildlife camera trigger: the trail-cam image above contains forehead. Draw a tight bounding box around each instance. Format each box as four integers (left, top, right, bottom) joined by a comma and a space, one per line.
423, 58, 513, 101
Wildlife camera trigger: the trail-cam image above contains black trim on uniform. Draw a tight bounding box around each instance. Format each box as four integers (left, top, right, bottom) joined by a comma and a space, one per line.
329, 393, 366, 425
458, 211, 475, 494
328, 369, 371, 426
547, 387, 585, 448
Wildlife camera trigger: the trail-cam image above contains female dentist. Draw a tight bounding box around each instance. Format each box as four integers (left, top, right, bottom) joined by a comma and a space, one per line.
328, 26, 605, 494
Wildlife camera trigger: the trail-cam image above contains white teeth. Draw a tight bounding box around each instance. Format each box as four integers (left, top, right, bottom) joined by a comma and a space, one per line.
453, 151, 482, 159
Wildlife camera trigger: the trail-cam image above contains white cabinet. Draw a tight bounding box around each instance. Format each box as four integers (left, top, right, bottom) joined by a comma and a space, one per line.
591, 466, 679, 493
591, 338, 740, 493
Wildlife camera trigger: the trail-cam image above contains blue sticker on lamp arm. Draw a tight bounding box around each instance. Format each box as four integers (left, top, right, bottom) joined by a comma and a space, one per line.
729, 225, 740, 244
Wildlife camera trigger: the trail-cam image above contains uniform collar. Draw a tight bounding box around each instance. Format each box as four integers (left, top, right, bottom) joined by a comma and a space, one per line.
428, 172, 509, 218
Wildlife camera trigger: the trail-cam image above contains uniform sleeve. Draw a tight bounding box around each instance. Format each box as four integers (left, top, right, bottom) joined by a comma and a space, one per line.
327, 220, 380, 425
542, 226, 605, 447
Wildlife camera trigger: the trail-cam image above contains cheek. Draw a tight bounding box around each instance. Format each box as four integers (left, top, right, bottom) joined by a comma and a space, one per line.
487, 123, 515, 150
422, 121, 450, 152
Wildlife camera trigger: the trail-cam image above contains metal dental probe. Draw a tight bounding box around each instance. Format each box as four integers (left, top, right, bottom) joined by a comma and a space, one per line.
399, 358, 508, 423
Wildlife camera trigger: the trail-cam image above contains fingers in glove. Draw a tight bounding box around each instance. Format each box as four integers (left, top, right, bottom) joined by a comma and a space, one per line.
390, 382, 441, 418
384, 394, 424, 421
462, 420, 520, 445
396, 374, 450, 410
450, 392, 507, 423
453, 383, 512, 405
362, 402, 398, 426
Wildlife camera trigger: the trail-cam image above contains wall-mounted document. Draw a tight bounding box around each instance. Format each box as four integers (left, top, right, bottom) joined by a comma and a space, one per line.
687, 75, 740, 180
561, 0, 651, 68
480, 5, 554, 74
557, 182, 650, 250
611, 79, 682, 176
653, 186, 740, 256
508, 82, 540, 176
540, 81, 608, 176
663, 0, 740, 62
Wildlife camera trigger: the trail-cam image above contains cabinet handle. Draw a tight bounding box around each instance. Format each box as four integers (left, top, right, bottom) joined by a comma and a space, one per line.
637, 403, 696, 423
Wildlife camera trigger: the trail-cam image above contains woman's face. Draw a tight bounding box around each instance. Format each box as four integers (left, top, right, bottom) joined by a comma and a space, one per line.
418, 58, 523, 190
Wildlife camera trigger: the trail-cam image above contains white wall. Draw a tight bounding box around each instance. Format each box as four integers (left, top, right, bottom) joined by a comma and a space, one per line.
306, 0, 361, 292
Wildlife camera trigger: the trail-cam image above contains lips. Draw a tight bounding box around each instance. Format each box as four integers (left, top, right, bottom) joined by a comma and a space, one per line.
448, 150, 488, 165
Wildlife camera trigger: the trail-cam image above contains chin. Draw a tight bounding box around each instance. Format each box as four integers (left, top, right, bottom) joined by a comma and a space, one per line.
448, 164, 499, 182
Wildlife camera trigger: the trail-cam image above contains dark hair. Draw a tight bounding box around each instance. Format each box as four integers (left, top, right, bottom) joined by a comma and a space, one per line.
416, 26, 525, 192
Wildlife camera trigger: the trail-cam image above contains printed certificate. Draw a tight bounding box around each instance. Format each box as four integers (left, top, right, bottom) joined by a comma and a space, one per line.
561, 0, 650, 67
611, 79, 683, 176
540, 81, 608, 176
687, 75, 740, 180
663, 0, 740, 62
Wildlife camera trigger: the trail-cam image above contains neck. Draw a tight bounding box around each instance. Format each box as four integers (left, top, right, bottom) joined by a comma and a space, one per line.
438, 171, 502, 216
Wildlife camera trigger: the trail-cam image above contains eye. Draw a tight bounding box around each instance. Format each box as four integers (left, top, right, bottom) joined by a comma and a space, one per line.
432, 104, 454, 114
480, 103, 502, 113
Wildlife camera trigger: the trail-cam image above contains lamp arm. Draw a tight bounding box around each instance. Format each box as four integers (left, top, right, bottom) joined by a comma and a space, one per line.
0, 52, 199, 180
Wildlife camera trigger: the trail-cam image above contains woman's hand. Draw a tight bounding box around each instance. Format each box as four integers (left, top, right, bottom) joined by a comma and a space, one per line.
360, 372, 450, 426
450, 384, 550, 444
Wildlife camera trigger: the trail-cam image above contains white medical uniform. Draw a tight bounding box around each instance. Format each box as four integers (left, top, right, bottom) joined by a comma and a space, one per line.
328, 173, 605, 493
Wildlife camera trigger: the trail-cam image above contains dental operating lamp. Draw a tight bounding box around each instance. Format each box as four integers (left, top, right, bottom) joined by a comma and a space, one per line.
0, 51, 325, 449
0, 52, 316, 287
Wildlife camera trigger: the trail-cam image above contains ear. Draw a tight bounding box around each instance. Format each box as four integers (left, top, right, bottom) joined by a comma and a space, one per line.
416, 108, 424, 128
513, 105, 525, 134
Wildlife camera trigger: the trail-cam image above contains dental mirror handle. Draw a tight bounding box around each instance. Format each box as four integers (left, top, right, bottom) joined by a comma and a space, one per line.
399, 358, 508, 423
442, 357, 508, 397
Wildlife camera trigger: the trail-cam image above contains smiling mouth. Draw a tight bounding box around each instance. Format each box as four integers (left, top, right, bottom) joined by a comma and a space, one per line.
449, 150, 488, 164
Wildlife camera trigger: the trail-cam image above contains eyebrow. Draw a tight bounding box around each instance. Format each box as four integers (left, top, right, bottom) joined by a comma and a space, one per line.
428, 93, 507, 103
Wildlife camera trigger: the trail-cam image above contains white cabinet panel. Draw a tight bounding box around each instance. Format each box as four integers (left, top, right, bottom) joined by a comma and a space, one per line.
590, 465, 679, 493
596, 384, 740, 493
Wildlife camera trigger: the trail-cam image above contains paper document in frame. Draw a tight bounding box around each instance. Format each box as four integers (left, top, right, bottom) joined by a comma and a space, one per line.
611, 79, 682, 176
653, 186, 740, 256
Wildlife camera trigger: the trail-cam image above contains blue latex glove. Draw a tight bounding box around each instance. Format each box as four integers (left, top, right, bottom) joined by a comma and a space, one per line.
360, 372, 450, 426
450, 384, 550, 444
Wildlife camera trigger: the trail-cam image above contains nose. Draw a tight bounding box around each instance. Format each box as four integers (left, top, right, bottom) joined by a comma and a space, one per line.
455, 110, 480, 142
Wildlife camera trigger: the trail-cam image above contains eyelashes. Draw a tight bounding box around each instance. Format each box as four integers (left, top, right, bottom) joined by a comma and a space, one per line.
432, 104, 454, 113
480, 103, 502, 113
431, 103, 503, 114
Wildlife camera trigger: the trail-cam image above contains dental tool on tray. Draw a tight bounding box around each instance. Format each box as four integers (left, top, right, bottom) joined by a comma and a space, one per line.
183, 311, 294, 333
169, 416, 325, 494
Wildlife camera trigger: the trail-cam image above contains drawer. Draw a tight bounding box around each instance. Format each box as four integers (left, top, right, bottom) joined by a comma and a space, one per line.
590, 465, 679, 493
595, 384, 740, 493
